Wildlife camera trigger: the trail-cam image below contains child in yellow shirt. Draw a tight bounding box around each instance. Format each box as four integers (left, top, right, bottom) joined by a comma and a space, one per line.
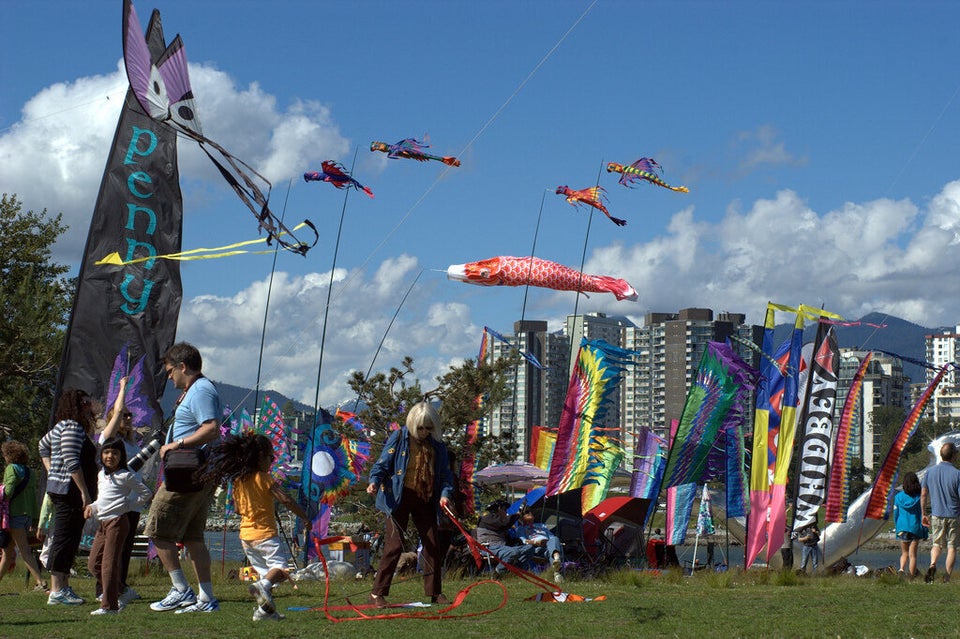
204, 434, 306, 621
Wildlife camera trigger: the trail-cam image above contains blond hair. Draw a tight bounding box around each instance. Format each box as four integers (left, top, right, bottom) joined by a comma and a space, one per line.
406, 401, 441, 435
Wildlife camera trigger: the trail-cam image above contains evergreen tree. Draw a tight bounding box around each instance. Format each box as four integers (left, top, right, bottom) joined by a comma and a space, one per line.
342, 354, 515, 532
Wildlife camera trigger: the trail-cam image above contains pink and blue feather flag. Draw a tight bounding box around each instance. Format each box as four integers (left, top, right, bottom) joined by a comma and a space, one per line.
662, 342, 756, 490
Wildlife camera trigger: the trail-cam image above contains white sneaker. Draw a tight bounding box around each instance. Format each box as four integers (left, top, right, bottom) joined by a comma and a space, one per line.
175, 598, 220, 613
150, 586, 196, 611
253, 605, 285, 621
47, 587, 85, 606
90, 608, 119, 616
248, 581, 275, 614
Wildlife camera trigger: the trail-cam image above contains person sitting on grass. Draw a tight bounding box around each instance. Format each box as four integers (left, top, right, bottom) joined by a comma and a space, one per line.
202, 433, 308, 621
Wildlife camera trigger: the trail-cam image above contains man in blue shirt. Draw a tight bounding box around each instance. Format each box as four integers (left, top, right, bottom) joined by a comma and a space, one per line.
921, 442, 960, 583
145, 343, 222, 612
513, 510, 564, 582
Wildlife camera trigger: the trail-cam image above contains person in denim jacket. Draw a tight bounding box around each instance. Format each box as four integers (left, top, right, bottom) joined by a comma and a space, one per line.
366, 402, 453, 607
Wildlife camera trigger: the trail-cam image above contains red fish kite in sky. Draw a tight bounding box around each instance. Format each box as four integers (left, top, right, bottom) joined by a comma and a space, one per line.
447, 255, 637, 301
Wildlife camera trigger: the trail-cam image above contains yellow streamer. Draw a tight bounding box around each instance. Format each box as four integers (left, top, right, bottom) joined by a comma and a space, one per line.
95, 223, 310, 266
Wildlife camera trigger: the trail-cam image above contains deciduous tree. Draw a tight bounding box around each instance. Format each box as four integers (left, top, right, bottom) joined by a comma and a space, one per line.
0, 194, 71, 450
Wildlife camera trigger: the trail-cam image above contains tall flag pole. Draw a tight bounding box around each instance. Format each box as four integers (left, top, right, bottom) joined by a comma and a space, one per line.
765, 305, 842, 563
764, 308, 804, 563
460, 328, 489, 517
53, 8, 182, 429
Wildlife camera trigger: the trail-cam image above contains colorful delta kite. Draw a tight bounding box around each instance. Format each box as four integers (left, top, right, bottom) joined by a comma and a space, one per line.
122, 0, 317, 255
606, 158, 689, 193
447, 255, 637, 301
304, 161, 374, 198
547, 338, 636, 513
555, 185, 626, 226
370, 137, 460, 167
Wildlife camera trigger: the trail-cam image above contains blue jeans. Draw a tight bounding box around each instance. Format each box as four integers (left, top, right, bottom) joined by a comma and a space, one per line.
488, 542, 535, 571
800, 545, 820, 572
528, 535, 563, 563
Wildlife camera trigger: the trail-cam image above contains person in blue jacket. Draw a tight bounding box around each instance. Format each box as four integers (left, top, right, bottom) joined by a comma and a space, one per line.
894, 471, 924, 578
366, 402, 453, 608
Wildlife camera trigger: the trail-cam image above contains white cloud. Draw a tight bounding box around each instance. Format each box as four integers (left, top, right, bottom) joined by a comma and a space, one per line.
733, 124, 806, 175
174, 255, 479, 409
70, 178, 960, 410
587, 181, 960, 327
0, 62, 349, 263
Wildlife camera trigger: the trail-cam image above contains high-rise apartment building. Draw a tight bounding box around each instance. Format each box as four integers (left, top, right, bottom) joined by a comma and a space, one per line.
835, 349, 907, 472
926, 325, 960, 424
622, 309, 755, 450
486, 321, 568, 455
487, 309, 756, 465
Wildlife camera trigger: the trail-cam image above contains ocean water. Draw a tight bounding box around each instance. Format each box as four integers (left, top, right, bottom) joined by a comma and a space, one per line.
203, 529, 250, 563
203, 528, 907, 574
681, 543, 905, 572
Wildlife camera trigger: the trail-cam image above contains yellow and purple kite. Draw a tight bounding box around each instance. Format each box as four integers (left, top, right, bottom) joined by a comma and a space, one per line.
607, 158, 689, 193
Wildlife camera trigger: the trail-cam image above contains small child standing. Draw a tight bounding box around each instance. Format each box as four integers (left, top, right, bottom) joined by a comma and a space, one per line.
204, 433, 307, 621
797, 522, 822, 575
84, 437, 152, 615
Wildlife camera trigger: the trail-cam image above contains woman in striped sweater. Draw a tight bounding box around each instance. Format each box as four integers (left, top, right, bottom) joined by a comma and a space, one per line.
39, 389, 99, 606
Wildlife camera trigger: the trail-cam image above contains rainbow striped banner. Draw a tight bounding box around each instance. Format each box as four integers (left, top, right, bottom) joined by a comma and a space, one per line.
865, 365, 949, 520
824, 352, 872, 523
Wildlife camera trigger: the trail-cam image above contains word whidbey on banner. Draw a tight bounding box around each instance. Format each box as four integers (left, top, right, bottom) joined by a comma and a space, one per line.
794, 362, 838, 529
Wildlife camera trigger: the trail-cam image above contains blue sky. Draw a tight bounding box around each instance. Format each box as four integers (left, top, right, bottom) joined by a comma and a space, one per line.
2, 1, 959, 409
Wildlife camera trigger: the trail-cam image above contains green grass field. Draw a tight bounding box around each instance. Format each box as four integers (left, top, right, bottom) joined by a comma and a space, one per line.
1, 562, 958, 639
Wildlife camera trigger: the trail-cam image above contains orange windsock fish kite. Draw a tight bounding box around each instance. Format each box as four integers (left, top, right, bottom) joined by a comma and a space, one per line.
447, 256, 638, 301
